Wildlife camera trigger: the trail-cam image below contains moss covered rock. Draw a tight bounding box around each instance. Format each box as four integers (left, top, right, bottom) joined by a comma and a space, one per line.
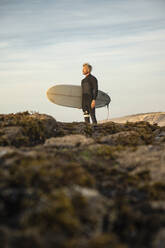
0, 111, 165, 247
0, 111, 57, 147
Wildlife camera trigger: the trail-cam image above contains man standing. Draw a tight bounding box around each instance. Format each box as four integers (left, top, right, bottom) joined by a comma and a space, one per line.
81, 63, 98, 124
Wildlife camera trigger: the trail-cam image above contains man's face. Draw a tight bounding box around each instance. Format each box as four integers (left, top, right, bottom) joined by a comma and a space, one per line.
82, 66, 89, 75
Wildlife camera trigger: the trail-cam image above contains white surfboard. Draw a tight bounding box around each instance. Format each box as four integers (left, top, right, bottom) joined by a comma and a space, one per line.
46, 84, 111, 109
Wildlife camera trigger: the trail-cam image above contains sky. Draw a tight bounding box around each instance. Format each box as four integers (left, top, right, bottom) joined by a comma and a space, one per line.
0, 0, 165, 122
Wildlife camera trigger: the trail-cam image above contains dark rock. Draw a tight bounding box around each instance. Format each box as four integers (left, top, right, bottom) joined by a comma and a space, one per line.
152, 229, 165, 248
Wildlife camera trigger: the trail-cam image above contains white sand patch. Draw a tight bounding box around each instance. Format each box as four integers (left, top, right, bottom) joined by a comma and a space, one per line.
99, 112, 165, 127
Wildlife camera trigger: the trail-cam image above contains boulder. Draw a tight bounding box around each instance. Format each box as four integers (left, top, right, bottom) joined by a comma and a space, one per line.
0, 111, 58, 147
44, 134, 94, 148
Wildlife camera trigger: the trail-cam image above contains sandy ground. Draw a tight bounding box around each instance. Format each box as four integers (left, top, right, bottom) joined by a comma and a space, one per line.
99, 112, 165, 127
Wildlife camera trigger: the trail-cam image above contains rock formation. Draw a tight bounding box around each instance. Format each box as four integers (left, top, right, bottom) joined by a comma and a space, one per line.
0, 111, 165, 248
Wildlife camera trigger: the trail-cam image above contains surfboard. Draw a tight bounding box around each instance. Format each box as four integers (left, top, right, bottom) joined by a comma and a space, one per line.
46, 84, 111, 109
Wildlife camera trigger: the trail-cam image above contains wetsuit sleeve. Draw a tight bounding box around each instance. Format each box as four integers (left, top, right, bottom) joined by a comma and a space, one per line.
91, 77, 98, 100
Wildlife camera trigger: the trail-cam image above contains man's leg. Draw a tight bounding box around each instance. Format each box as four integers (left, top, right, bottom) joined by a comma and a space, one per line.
89, 107, 97, 124
83, 109, 90, 123
82, 94, 91, 124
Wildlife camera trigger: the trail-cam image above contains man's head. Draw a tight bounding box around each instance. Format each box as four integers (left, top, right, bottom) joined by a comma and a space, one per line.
82, 63, 92, 75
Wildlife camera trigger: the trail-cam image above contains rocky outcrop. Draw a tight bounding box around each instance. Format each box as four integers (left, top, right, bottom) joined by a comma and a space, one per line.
0, 111, 57, 147
0, 111, 165, 248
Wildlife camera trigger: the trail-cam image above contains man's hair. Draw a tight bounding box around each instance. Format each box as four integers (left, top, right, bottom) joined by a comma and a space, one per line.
83, 63, 92, 72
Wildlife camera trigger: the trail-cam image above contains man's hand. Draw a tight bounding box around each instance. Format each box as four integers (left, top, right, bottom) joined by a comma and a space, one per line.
91, 100, 96, 109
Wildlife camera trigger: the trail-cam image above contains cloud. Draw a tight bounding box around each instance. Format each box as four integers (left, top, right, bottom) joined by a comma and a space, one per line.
0, 0, 165, 120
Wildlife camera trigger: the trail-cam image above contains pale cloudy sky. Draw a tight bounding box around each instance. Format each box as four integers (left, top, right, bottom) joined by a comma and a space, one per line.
0, 0, 165, 122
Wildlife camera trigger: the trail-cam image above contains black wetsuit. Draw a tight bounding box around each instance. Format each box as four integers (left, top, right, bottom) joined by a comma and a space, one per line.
81, 74, 98, 124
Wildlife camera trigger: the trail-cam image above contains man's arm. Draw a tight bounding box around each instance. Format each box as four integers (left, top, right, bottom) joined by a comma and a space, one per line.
91, 77, 98, 100
90, 77, 98, 109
